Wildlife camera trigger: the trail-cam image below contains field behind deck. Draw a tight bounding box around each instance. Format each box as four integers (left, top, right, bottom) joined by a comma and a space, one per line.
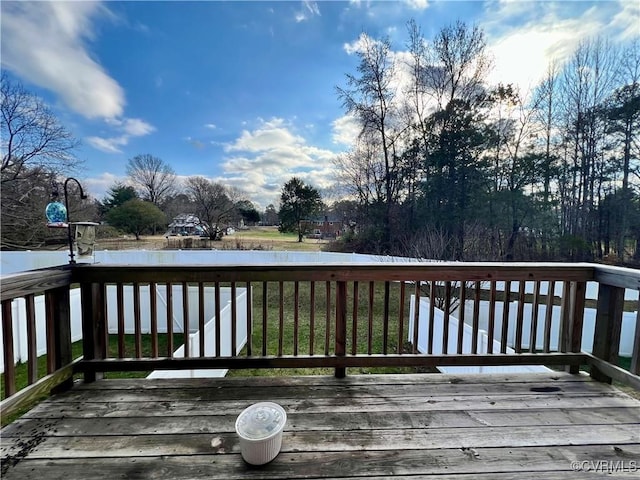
95, 226, 329, 252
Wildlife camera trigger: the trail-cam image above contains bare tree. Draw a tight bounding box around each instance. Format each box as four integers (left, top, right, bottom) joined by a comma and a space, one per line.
185, 176, 238, 240
426, 20, 492, 109
1, 75, 82, 248
1, 73, 79, 184
336, 34, 403, 247
558, 37, 619, 258
126, 154, 176, 206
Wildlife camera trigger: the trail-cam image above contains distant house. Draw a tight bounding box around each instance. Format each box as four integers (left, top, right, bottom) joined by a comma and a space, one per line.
304, 215, 343, 240
165, 214, 205, 236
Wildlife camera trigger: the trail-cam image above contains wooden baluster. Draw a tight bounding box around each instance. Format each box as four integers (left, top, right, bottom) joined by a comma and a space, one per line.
245, 282, 252, 357
214, 282, 221, 357
198, 282, 205, 358
543, 281, 555, 353
352, 281, 359, 355
559, 280, 571, 355
383, 281, 390, 355
309, 281, 315, 355
529, 281, 541, 353
397, 282, 405, 355
182, 282, 190, 358
472, 282, 481, 354
428, 281, 436, 354
325, 281, 331, 356
2, 300, 16, 397
231, 282, 237, 357
278, 281, 284, 356
150, 282, 158, 358
457, 282, 466, 354
412, 281, 421, 354
631, 300, 639, 375
487, 281, 496, 354
515, 281, 526, 353
25, 294, 37, 384
368, 281, 374, 354
45, 290, 56, 374
500, 281, 511, 354
569, 281, 586, 374
262, 282, 268, 356
133, 282, 142, 358
117, 284, 125, 358
335, 281, 347, 378
442, 281, 452, 354
293, 281, 299, 356
166, 283, 174, 357
101, 285, 109, 359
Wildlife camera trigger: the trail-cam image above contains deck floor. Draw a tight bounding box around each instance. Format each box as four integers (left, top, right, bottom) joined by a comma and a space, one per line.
1, 372, 639, 479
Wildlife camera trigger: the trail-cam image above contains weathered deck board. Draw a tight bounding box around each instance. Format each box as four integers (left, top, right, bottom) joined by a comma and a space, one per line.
2, 373, 639, 479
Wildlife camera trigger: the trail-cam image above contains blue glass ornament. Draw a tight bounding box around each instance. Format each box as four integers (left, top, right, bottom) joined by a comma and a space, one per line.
45, 201, 68, 225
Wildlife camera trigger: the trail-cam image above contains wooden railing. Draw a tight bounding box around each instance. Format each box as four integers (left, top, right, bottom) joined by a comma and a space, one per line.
0, 266, 76, 415
1, 262, 639, 417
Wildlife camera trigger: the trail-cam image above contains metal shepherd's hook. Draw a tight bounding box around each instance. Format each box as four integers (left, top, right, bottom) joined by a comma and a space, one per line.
63, 177, 88, 264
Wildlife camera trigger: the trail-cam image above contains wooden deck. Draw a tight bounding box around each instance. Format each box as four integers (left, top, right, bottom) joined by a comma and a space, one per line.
2, 372, 639, 479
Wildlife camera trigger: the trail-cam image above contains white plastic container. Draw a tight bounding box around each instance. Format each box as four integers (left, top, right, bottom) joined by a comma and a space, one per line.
235, 402, 287, 465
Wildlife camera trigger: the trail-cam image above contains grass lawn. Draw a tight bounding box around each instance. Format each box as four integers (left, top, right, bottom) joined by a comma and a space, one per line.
95, 227, 330, 253
228, 280, 432, 377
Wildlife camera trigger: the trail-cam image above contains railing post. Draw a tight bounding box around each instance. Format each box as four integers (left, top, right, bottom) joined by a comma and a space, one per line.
45, 286, 74, 393
591, 283, 625, 383
2, 300, 16, 397
569, 281, 586, 374
81, 282, 107, 383
335, 281, 347, 378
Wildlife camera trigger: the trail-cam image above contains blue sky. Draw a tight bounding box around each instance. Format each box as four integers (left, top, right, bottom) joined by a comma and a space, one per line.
1, 1, 638, 208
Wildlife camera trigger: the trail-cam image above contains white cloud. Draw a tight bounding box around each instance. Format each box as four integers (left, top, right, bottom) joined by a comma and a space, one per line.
332, 115, 362, 146
610, 1, 640, 41
86, 135, 128, 154
1, 1, 125, 119
296, 1, 321, 22
204, 123, 217, 130
83, 172, 125, 200
218, 118, 337, 208
225, 118, 306, 152
405, 0, 428, 11
304, 1, 321, 16
344, 32, 374, 55
87, 117, 155, 153
482, 1, 639, 91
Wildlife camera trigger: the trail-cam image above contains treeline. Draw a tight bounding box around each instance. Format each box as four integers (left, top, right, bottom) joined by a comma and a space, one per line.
95, 154, 263, 240
333, 22, 639, 263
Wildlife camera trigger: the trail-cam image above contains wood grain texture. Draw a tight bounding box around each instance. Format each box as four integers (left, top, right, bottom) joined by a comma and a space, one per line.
2, 373, 638, 479
71, 262, 597, 284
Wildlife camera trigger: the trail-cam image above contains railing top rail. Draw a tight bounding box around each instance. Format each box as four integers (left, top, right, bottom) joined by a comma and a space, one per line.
70, 262, 597, 284
593, 264, 640, 291
0, 266, 73, 302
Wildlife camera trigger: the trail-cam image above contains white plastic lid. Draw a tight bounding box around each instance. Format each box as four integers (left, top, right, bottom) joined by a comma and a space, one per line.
235, 402, 286, 440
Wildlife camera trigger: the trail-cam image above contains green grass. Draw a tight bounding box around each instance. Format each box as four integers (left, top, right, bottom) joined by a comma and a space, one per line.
234, 228, 298, 241
0, 333, 185, 400
228, 281, 432, 377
